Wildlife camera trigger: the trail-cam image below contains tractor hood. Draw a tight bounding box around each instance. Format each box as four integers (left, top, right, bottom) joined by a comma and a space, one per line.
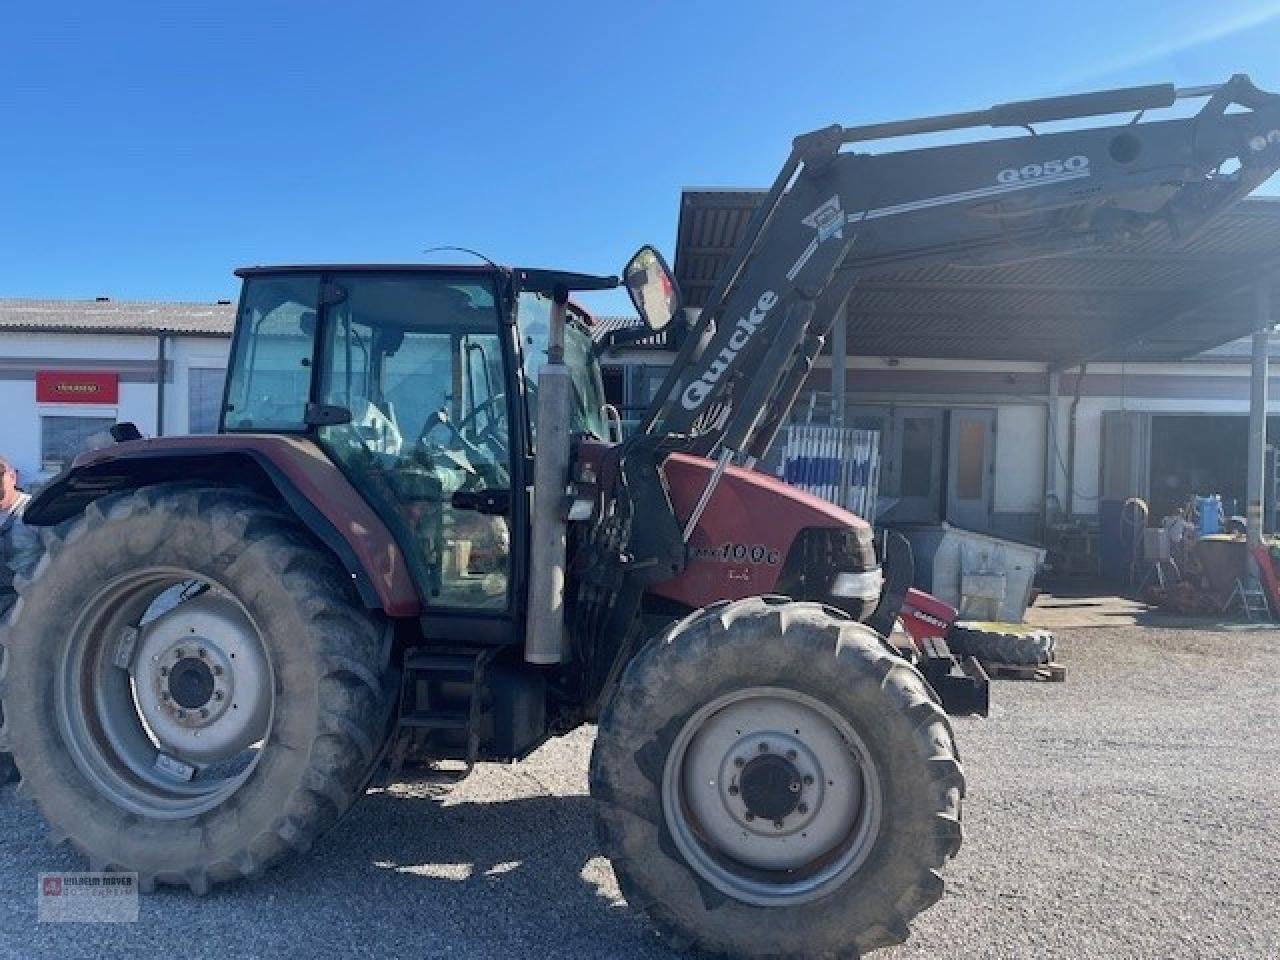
650, 453, 879, 614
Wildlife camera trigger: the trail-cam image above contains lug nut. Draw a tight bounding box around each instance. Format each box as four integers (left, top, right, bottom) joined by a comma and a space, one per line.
198, 648, 207, 659
788, 781, 801, 793
773, 820, 785, 829
797, 803, 809, 814
214, 691, 225, 702
803, 775, 814, 786
758, 743, 769, 753
728, 785, 739, 796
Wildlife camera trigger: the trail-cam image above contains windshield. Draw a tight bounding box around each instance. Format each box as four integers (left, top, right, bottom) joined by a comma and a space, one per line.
516, 292, 608, 442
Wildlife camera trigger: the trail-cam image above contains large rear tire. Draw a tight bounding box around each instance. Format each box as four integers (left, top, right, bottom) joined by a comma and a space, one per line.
0, 485, 392, 892
591, 596, 964, 958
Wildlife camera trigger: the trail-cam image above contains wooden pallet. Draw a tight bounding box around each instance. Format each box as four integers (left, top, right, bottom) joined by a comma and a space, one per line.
981, 660, 1067, 682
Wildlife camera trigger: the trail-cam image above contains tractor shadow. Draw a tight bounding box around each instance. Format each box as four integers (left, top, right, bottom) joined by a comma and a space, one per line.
235, 785, 673, 957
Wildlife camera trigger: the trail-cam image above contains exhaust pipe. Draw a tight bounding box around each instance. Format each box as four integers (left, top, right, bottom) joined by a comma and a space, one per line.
524, 289, 572, 664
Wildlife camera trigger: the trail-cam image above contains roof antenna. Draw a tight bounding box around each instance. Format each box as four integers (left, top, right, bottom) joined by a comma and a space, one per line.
422, 245, 501, 270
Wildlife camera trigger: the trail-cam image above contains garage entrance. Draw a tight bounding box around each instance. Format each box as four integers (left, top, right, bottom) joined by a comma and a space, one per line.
1147, 414, 1280, 523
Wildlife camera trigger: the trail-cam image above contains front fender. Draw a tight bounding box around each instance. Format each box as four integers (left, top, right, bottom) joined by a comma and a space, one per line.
25, 434, 421, 617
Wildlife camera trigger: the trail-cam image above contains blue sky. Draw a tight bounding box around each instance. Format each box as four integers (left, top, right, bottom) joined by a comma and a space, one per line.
2, 1, 1278, 315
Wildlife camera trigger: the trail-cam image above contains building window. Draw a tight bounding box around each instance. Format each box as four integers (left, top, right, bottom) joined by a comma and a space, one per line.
188, 367, 227, 434
41, 416, 115, 473
955, 419, 987, 500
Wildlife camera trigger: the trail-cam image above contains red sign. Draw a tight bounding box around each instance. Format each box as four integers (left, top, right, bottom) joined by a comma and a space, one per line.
36, 371, 119, 404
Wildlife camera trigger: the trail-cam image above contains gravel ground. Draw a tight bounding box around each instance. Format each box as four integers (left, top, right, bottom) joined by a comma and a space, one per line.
1, 623, 1277, 959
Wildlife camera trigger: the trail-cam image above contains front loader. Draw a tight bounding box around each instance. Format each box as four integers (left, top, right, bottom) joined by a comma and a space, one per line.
2, 75, 1277, 957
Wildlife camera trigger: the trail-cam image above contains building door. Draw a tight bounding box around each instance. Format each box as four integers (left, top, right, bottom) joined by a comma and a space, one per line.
852, 406, 945, 523
1099, 411, 1151, 506
946, 408, 996, 531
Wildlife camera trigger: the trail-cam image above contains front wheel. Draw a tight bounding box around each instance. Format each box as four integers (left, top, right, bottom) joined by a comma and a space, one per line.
591, 597, 964, 958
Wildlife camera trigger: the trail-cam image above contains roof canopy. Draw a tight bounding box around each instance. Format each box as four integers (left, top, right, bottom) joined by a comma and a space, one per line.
675, 191, 1280, 368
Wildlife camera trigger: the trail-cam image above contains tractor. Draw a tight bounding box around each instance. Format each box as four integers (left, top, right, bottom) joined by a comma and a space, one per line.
2, 76, 1277, 956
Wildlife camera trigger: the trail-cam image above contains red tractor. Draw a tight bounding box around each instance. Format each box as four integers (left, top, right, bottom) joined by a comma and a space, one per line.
3, 77, 1276, 956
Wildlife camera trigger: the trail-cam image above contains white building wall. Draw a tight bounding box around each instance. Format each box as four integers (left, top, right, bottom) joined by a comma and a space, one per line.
0, 331, 231, 485
165, 336, 231, 434
994, 405, 1045, 514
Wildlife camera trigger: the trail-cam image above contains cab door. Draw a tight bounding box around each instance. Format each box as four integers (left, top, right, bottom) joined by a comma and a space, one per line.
312, 272, 516, 613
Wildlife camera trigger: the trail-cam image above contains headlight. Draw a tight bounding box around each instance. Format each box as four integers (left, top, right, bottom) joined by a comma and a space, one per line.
830, 569, 884, 601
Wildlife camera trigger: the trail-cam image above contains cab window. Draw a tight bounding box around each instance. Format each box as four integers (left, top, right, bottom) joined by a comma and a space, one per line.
516, 292, 608, 442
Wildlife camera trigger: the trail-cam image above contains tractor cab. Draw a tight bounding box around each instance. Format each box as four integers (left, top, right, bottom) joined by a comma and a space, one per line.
219, 264, 618, 615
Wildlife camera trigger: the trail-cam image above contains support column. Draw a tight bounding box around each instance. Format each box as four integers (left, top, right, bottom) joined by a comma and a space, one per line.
1247, 281, 1270, 547
1044, 369, 1060, 524
830, 302, 847, 427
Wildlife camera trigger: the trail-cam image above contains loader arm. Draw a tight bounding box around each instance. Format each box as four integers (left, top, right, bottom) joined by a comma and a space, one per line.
641, 74, 1280, 459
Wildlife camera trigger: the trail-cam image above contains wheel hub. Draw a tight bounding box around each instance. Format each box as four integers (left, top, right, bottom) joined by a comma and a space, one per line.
129, 592, 270, 764
152, 642, 234, 730
662, 686, 881, 907
738, 751, 802, 822
715, 730, 828, 839
168, 656, 216, 709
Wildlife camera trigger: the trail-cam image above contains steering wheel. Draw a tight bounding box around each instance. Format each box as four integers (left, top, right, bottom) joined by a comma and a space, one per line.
416, 405, 499, 462
453, 394, 508, 458
454, 393, 504, 432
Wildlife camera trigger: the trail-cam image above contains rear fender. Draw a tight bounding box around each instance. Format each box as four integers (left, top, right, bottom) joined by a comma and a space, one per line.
24, 435, 421, 617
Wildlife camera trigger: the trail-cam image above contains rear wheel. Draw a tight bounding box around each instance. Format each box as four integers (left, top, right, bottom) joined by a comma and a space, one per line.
591, 597, 964, 958
0, 485, 392, 891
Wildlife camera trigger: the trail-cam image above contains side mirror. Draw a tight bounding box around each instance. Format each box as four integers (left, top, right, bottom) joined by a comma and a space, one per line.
623, 245, 681, 332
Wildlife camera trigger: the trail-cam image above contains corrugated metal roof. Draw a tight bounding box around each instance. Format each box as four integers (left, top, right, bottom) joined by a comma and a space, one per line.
675, 191, 1280, 365
589, 314, 672, 349
0, 298, 235, 336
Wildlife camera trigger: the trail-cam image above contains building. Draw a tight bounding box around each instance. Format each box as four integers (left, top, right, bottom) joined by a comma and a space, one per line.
0, 298, 234, 483
599, 192, 1280, 541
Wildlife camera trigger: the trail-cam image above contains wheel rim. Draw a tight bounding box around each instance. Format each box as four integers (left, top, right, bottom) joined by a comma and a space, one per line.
661, 686, 882, 907
57, 567, 274, 820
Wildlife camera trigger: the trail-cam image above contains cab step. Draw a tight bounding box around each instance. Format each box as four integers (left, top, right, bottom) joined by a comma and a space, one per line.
390, 647, 494, 782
